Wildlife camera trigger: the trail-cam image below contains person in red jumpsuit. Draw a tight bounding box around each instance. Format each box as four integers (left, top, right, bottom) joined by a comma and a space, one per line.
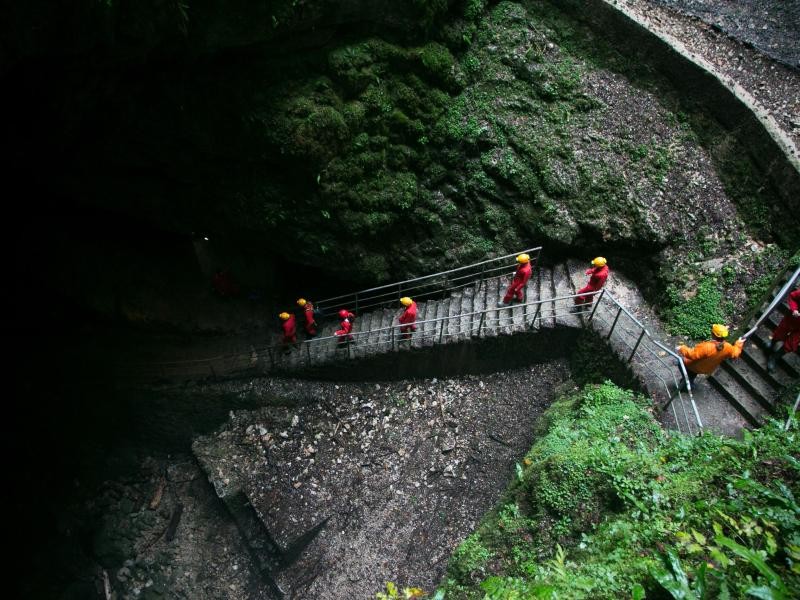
767, 286, 800, 372
296, 298, 317, 338
500, 253, 533, 306
398, 297, 417, 340
335, 309, 356, 346
574, 256, 609, 309
279, 312, 297, 354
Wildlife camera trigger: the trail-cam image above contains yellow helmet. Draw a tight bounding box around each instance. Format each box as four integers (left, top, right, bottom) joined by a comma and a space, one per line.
296, 298, 307, 307
400, 297, 413, 306
516, 253, 530, 264
711, 324, 729, 338
279, 312, 291, 320
592, 256, 607, 267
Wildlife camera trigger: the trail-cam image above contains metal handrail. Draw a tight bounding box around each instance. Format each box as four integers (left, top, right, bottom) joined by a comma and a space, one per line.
741, 263, 800, 340
119, 256, 701, 434
135, 289, 695, 430
588, 291, 701, 433
786, 392, 800, 431
313, 247, 543, 313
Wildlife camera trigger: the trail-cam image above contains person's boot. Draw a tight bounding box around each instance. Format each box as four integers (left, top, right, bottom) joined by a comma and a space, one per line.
767, 339, 782, 373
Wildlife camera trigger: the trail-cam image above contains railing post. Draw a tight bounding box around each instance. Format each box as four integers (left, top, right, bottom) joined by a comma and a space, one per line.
628, 329, 646, 362
476, 311, 486, 338
530, 302, 542, 330
588, 289, 604, 323
785, 392, 800, 431
354, 293, 359, 316
392, 326, 396, 351
438, 318, 445, 344
607, 306, 623, 340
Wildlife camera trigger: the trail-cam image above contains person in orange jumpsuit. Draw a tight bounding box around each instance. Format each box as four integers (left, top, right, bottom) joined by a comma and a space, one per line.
335, 309, 356, 346
500, 253, 532, 306
296, 298, 318, 338
574, 256, 609, 308
766, 287, 800, 372
677, 324, 744, 389
279, 312, 297, 354
398, 297, 417, 340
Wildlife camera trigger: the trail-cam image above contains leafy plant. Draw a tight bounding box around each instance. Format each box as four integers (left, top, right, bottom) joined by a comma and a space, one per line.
651, 549, 711, 599
375, 582, 426, 599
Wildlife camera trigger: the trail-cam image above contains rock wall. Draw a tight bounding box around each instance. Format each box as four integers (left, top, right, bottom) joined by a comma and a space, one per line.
553, 0, 800, 235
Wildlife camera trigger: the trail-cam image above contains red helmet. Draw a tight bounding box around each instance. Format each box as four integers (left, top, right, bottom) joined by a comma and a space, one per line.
338, 309, 349, 319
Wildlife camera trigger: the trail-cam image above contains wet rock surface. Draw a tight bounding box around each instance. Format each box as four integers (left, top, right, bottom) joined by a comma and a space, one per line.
194, 365, 570, 598
25, 455, 263, 600
626, 0, 800, 149
648, 0, 800, 69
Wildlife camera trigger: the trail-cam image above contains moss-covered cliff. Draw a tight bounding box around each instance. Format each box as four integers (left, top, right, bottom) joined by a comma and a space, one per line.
3, 0, 798, 326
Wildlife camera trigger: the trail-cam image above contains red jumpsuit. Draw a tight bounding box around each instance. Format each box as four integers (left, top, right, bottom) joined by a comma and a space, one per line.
772, 289, 800, 353
335, 311, 355, 343
575, 265, 609, 306
281, 315, 297, 344
503, 262, 533, 303
303, 301, 318, 337
399, 301, 418, 339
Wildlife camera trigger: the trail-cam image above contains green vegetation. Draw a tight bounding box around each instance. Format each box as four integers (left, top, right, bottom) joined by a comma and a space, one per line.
664, 275, 731, 340
78, 0, 798, 317
437, 382, 800, 599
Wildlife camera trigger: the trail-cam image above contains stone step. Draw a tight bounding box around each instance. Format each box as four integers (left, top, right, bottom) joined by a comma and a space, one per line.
741, 344, 794, 389
483, 276, 501, 336
718, 357, 778, 414
436, 297, 450, 343
460, 285, 476, 338
409, 301, 428, 349
421, 300, 441, 346
553, 262, 580, 328
708, 368, 767, 428
446, 290, 463, 341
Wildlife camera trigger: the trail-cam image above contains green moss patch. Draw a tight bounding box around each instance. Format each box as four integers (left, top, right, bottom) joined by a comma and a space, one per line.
438, 382, 800, 599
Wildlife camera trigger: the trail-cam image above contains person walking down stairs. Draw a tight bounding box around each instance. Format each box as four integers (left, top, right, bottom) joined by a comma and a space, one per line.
398, 297, 417, 341
499, 253, 532, 306
335, 309, 356, 347
573, 256, 609, 311
279, 312, 297, 355
296, 298, 318, 338
766, 286, 800, 373
677, 324, 745, 390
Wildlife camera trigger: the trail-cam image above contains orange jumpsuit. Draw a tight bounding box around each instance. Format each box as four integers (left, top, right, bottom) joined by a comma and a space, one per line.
677, 339, 744, 374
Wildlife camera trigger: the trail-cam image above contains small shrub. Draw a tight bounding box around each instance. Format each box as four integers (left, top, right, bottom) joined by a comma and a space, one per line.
450, 533, 492, 582
665, 276, 727, 340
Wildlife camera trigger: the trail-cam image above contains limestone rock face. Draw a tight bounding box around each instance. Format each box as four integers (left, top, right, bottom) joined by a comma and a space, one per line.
3, 0, 795, 308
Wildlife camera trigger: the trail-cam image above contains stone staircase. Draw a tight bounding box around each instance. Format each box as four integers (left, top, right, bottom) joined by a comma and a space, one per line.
122, 252, 799, 436
274, 264, 582, 371
708, 270, 800, 427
